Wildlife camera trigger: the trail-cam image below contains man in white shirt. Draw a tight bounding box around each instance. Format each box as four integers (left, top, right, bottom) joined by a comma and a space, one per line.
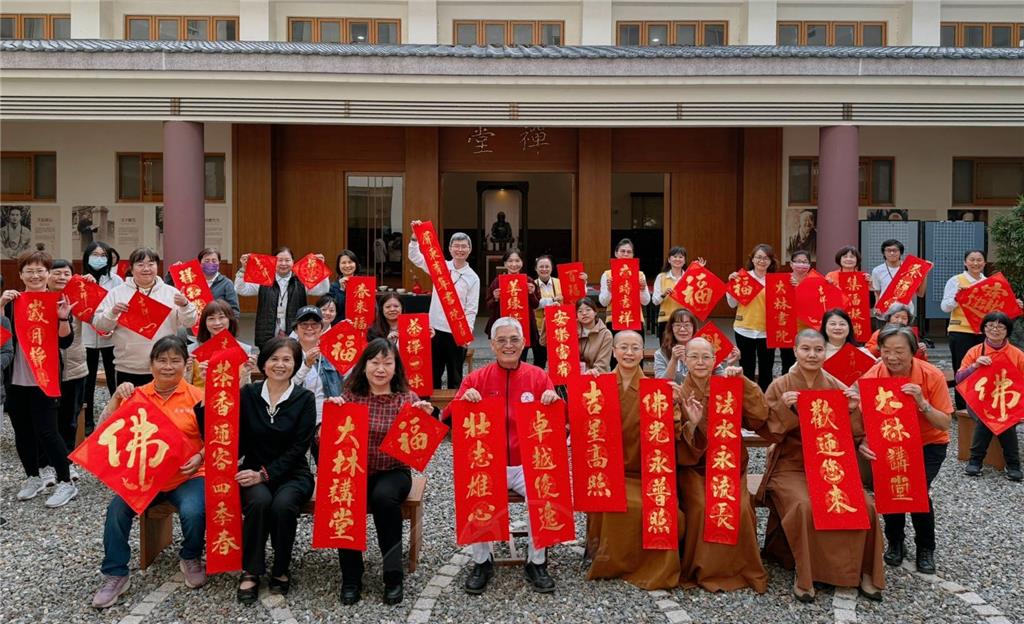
408, 222, 480, 389
870, 238, 926, 326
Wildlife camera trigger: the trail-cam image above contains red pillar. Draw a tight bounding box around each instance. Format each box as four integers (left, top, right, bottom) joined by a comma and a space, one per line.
162, 121, 205, 267
816, 126, 859, 273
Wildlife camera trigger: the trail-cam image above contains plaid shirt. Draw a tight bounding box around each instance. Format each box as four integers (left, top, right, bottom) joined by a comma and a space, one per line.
342, 390, 420, 474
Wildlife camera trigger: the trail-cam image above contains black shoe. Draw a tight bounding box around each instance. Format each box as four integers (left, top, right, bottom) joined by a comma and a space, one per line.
1005, 467, 1023, 482
464, 558, 494, 595
524, 562, 555, 593
340, 583, 361, 605
883, 541, 905, 567
237, 574, 260, 605
383, 582, 403, 605
268, 575, 290, 595
916, 548, 936, 575
964, 462, 982, 477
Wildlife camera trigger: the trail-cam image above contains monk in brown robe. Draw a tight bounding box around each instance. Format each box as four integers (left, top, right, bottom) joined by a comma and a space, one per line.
760, 329, 885, 602
675, 337, 770, 593
586, 330, 701, 589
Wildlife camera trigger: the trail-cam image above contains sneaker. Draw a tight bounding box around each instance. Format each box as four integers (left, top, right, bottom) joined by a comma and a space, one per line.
16, 476, 46, 501
180, 558, 207, 589
1006, 467, 1023, 482
92, 574, 131, 609
40, 467, 56, 487
44, 482, 78, 508
70, 465, 81, 482
964, 462, 982, 477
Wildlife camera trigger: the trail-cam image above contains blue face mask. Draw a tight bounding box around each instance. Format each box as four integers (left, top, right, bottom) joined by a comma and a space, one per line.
88, 256, 108, 271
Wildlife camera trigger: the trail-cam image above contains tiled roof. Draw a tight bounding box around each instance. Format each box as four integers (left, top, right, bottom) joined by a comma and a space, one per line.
3, 39, 1024, 60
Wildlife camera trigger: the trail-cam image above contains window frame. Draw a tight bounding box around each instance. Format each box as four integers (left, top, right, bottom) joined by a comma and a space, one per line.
453, 19, 565, 46
116, 152, 226, 203
537, 20, 563, 46
0, 13, 71, 39
776, 21, 888, 46
645, 21, 670, 46
616, 21, 642, 46
788, 156, 895, 207
952, 157, 1024, 207
1, 151, 57, 202
941, 21, 1024, 47
285, 17, 400, 44
122, 15, 239, 42
615, 20, 729, 46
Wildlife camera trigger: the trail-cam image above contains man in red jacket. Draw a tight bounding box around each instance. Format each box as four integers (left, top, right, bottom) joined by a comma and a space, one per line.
446, 316, 560, 595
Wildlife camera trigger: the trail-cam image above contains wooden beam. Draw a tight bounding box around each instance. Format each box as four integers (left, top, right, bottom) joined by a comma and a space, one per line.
578, 128, 612, 280
404, 127, 439, 290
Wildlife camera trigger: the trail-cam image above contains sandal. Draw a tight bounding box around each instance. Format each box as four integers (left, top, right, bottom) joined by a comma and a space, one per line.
237, 573, 260, 605
269, 575, 291, 595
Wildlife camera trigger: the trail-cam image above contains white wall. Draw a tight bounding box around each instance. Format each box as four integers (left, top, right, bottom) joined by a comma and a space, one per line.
940, 0, 1024, 23
777, 0, 908, 44
611, 1, 746, 44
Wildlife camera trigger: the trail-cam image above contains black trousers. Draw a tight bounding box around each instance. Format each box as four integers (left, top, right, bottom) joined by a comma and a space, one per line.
735, 333, 775, 392
883, 443, 946, 551
948, 332, 984, 410
779, 348, 796, 375
57, 377, 86, 451
240, 472, 315, 577
8, 385, 71, 482
338, 468, 412, 586
431, 330, 466, 390
531, 343, 547, 369
85, 346, 116, 426
970, 416, 1020, 469
116, 371, 154, 388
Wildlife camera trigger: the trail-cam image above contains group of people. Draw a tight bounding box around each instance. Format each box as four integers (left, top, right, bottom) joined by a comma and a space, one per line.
1, 223, 1020, 611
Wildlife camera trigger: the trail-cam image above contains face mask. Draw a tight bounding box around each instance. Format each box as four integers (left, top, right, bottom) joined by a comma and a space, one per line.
201, 262, 220, 277
88, 256, 108, 271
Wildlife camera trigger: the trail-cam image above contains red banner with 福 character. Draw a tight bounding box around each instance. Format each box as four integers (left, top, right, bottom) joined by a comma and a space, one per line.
294, 253, 331, 290
955, 273, 1023, 334
516, 401, 575, 549
13, 291, 62, 397
669, 262, 726, 321
727, 268, 764, 306
320, 319, 366, 375
452, 398, 509, 544
795, 276, 847, 330
765, 274, 797, 349
859, 378, 930, 514
567, 374, 626, 512
638, 378, 678, 550
957, 352, 1024, 436
557, 262, 586, 304
835, 271, 872, 343
169, 260, 214, 335
65, 275, 108, 324
412, 221, 474, 346
797, 390, 870, 530
118, 290, 172, 340
544, 304, 580, 384
694, 322, 734, 369
379, 403, 449, 472
313, 402, 369, 550
704, 376, 744, 545
877, 255, 932, 314
243, 253, 277, 286
203, 348, 248, 573
345, 276, 377, 333
823, 343, 876, 387
398, 313, 432, 397
610, 258, 642, 331
499, 273, 531, 347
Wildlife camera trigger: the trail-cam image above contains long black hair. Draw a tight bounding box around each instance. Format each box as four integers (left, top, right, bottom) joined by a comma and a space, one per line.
82, 241, 119, 280
343, 338, 410, 396
370, 291, 402, 340
820, 308, 859, 347
661, 246, 687, 273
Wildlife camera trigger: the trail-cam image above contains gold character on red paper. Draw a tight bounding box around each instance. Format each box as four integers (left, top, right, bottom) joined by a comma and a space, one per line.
210, 529, 241, 555
825, 484, 858, 514
808, 398, 838, 430
587, 473, 611, 497
973, 369, 1021, 421
880, 418, 910, 443
710, 501, 735, 530
711, 446, 736, 470
710, 474, 736, 501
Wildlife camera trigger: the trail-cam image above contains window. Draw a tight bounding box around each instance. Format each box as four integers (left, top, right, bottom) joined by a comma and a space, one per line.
616, 21, 729, 46
776, 21, 888, 46
953, 158, 1024, 206
117, 153, 225, 202
346, 175, 404, 288
124, 16, 238, 41
453, 20, 564, 45
287, 17, 400, 44
0, 14, 71, 39
1, 152, 56, 201
940, 22, 1024, 47
788, 157, 894, 206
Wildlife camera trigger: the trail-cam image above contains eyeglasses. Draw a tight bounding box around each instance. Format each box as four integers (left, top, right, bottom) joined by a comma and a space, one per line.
672, 322, 694, 329
494, 337, 523, 346
752, 256, 770, 262
21, 269, 47, 277
983, 324, 1007, 332
684, 354, 715, 362
297, 321, 321, 329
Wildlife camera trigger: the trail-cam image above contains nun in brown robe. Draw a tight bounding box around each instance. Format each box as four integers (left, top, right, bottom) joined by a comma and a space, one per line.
675, 337, 770, 593
759, 329, 885, 602
586, 331, 701, 590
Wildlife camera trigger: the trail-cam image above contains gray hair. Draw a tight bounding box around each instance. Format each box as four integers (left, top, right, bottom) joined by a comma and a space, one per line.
490, 316, 523, 340
883, 303, 915, 323
449, 232, 472, 250
794, 328, 826, 347
877, 325, 918, 355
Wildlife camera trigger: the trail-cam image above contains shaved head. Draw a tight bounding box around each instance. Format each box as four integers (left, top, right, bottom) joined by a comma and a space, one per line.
613, 330, 643, 347
684, 337, 713, 354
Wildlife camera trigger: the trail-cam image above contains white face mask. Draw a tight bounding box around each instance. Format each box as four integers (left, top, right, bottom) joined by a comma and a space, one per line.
88, 256, 108, 270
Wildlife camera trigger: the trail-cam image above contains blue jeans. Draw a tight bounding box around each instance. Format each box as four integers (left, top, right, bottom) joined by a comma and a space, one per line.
101, 477, 206, 577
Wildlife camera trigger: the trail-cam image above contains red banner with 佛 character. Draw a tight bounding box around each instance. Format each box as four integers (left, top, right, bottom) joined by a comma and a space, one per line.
823, 343, 876, 387
638, 378, 679, 550
66, 275, 108, 324
516, 401, 575, 549
242, 253, 277, 286
203, 348, 248, 573
567, 374, 626, 512
765, 274, 797, 349
544, 304, 580, 384
957, 352, 1024, 436
877, 255, 932, 314
412, 221, 474, 346
955, 273, 1023, 333
379, 403, 449, 471
499, 273, 531, 347
13, 291, 62, 397
313, 402, 369, 550
727, 268, 764, 307
557, 262, 586, 304
704, 376, 744, 545
797, 390, 870, 530
694, 322, 734, 369
320, 319, 366, 375
451, 398, 509, 545
796, 276, 847, 330
669, 262, 726, 321
345, 276, 377, 333
835, 271, 872, 343
169, 260, 214, 335
398, 313, 432, 397
610, 258, 642, 331
294, 253, 331, 290
118, 291, 172, 340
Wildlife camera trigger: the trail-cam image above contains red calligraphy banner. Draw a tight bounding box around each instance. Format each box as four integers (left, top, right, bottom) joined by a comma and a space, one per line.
169, 260, 214, 335
823, 343, 876, 387
379, 403, 449, 471
345, 276, 377, 333
704, 376, 744, 545
412, 221, 474, 346
204, 348, 248, 573
70, 393, 193, 514
795, 276, 847, 330
669, 262, 726, 321
955, 273, 1023, 333
957, 352, 1024, 435
191, 330, 248, 364
0, 323, 10, 346
13, 292, 62, 397
796, 390, 870, 530
544, 304, 580, 384
116, 259, 131, 280
242, 253, 277, 286
610, 258, 642, 330
398, 313, 432, 397
694, 322, 734, 369
567, 374, 626, 512
835, 272, 872, 343
117, 290, 172, 340
294, 253, 331, 290
877, 255, 933, 314
727, 268, 764, 306
557, 262, 587, 303
451, 398, 510, 544
320, 319, 366, 375
313, 402, 369, 550
499, 273, 531, 347
765, 274, 797, 349
858, 378, 930, 514
66, 275, 108, 324
515, 401, 575, 549
638, 378, 679, 549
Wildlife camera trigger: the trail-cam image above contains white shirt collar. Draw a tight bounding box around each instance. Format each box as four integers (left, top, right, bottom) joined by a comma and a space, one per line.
276, 272, 292, 287
261, 380, 295, 408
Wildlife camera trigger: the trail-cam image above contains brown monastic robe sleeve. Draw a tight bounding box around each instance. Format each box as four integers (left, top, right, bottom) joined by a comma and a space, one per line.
674, 402, 707, 465
740, 377, 769, 433
759, 376, 801, 444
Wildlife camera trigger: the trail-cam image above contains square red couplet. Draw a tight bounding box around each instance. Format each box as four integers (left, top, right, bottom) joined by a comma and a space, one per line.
117, 291, 172, 339
379, 403, 450, 472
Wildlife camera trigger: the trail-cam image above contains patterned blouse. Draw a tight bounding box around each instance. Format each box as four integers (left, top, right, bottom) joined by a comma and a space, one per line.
341, 389, 420, 473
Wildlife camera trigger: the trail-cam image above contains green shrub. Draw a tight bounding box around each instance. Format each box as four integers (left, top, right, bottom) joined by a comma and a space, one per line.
989, 195, 1024, 347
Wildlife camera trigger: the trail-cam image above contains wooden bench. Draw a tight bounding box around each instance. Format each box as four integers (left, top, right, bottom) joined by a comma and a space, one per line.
140, 475, 428, 572
955, 411, 1006, 470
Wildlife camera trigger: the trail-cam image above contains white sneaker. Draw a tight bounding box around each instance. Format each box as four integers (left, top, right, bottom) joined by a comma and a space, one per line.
45, 482, 78, 508
70, 465, 81, 482
17, 476, 46, 501
40, 467, 56, 487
